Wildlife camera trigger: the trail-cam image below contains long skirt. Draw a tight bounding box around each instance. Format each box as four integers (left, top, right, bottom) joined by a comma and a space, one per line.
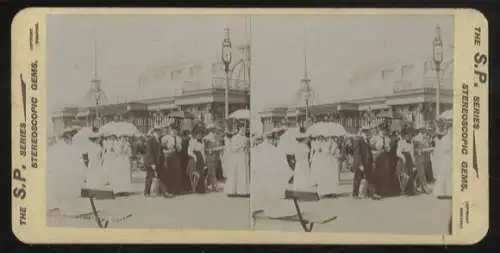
102, 154, 117, 187
434, 153, 452, 197
186, 151, 207, 193
224, 151, 250, 196
85, 160, 106, 191
373, 151, 399, 197
395, 152, 415, 195
206, 152, 220, 187
423, 152, 435, 183
111, 156, 132, 194
161, 151, 184, 195
311, 154, 340, 196
292, 160, 316, 193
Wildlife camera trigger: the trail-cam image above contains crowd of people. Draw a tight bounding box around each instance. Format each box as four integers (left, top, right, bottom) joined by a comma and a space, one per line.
47, 118, 251, 205
48, 114, 451, 213
251, 117, 453, 212
138, 120, 251, 198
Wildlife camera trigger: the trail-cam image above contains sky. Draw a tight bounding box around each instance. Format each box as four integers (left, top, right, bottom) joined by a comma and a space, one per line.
251, 14, 453, 115
47, 14, 248, 112
47, 14, 453, 116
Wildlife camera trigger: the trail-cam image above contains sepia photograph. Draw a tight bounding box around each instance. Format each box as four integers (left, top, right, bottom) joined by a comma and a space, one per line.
46, 14, 252, 230
250, 15, 454, 234
10, 7, 490, 244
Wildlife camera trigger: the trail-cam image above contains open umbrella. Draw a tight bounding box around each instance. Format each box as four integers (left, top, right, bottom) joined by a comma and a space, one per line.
113, 121, 140, 136
228, 109, 250, 120
72, 127, 94, 145
279, 127, 300, 142
100, 121, 140, 137
168, 111, 195, 119
60, 126, 81, 137
376, 110, 404, 119
439, 109, 453, 120
307, 122, 346, 137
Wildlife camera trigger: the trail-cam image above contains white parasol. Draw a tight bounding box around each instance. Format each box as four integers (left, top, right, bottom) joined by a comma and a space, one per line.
279, 127, 300, 143
72, 127, 94, 146
100, 121, 140, 137
439, 110, 453, 120
228, 109, 250, 120
278, 127, 301, 154
306, 122, 346, 137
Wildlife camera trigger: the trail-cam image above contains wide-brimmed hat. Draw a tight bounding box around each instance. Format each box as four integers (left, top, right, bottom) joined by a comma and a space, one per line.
295, 132, 310, 140
88, 131, 103, 139
59, 126, 80, 138
263, 131, 274, 139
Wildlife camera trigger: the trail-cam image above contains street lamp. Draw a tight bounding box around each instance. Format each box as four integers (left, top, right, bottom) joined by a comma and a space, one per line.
221, 28, 232, 121
433, 25, 443, 120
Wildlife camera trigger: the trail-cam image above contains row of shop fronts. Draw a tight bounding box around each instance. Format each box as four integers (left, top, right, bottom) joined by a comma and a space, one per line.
50, 87, 249, 136
258, 87, 453, 133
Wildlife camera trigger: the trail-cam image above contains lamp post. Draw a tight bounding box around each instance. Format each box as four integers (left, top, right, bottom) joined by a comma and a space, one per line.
221, 28, 232, 121
433, 25, 443, 120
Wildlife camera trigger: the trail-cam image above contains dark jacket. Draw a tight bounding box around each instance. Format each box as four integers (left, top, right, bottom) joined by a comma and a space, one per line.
144, 136, 162, 167
352, 135, 374, 171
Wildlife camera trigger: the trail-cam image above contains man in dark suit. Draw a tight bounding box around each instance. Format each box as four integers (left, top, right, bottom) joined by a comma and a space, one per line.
143, 127, 163, 197
352, 125, 380, 200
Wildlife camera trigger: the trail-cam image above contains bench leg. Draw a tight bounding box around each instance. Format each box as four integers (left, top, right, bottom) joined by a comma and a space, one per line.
292, 198, 314, 232
89, 197, 108, 228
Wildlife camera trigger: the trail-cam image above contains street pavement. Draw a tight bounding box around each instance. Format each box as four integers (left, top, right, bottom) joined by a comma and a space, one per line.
47, 170, 251, 230
47, 171, 451, 234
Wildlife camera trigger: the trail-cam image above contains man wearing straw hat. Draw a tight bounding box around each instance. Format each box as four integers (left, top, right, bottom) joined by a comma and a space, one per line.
352, 124, 379, 200
143, 126, 164, 197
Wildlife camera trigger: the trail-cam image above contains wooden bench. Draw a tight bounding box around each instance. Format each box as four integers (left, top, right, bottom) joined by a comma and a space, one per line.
80, 188, 133, 228
253, 190, 337, 232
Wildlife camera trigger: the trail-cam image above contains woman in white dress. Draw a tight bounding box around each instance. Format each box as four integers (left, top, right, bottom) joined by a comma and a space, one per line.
85, 132, 106, 190
221, 132, 233, 181
111, 136, 133, 195
252, 132, 295, 217
47, 132, 87, 209
102, 135, 118, 190
224, 127, 250, 197
292, 133, 316, 193
310, 136, 341, 198
433, 121, 452, 198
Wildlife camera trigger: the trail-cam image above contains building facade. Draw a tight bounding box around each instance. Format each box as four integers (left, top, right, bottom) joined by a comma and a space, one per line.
259, 50, 454, 133
51, 54, 250, 135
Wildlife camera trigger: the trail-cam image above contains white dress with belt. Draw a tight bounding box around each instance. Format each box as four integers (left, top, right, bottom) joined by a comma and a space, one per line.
224, 134, 250, 196
311, 140, 340, 196
292, 143, 316, 193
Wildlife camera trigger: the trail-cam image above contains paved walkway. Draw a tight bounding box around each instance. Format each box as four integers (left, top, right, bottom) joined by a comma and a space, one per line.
47, 171, 451, 234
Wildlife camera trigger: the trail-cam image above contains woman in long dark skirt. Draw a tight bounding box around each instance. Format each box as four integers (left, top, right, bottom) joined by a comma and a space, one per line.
187, 127, 207, 193
371, 123, 400, 197
179, 130, 192, 192
396, 129, 417, 195
160, 124, 184, 196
